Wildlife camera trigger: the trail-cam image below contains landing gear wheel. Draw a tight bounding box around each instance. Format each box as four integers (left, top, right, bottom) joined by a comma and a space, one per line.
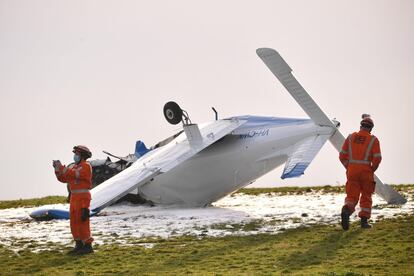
163, 101, 183, 125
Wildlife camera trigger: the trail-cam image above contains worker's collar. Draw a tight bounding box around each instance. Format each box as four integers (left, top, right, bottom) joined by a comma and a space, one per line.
359, 128, 372, 134
75, 159, 86, 165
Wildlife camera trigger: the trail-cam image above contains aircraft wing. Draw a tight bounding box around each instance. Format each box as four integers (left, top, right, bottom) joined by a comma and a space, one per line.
256, 48, 335, 128
30, 118, 246, 220
257, 47, 407, 204
89, 118, 246, 212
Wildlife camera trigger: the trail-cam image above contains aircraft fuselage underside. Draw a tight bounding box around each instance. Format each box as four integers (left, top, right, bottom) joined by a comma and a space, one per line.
138, 116, 333, 206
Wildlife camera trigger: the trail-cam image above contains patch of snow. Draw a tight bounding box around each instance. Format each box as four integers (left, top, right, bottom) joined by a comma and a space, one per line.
0, 192, 412, 252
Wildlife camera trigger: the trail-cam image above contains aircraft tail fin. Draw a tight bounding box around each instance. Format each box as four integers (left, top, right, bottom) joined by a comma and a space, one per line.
282, 134, 330, 179
135, 140, 150, 158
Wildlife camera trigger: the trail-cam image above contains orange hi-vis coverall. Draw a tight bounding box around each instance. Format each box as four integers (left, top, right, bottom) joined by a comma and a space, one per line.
339, 129, 382, 218
55, 160, 93, 245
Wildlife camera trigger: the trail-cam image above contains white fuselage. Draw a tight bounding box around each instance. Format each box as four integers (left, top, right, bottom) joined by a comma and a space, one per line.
139, 116, 333, 206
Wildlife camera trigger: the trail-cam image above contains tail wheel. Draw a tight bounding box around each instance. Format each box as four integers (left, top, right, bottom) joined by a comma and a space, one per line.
163, 101, 183, 125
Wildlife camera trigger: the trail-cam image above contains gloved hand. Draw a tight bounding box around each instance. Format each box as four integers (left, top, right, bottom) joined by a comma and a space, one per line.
81, 208, 90, 221
52, 160, 62, 169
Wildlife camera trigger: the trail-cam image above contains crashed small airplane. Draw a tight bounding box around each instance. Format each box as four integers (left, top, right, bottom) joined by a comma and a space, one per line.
30, 48, 407, 220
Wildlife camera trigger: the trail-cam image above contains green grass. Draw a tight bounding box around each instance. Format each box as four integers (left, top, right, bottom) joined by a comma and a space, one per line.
0, 213, 413, 275
0, 196, 67, 209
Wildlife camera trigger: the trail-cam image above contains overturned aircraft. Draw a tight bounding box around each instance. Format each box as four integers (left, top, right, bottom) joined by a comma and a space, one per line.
30, 48, 406, 220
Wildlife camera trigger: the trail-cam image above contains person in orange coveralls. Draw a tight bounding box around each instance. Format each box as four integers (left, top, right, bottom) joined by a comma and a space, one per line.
339, 115, 382, 230
53, 145, 94, 254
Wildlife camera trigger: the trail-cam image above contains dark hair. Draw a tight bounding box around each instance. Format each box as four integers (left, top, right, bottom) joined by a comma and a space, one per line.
361, 122, 373, 129
79, 152, 90, 160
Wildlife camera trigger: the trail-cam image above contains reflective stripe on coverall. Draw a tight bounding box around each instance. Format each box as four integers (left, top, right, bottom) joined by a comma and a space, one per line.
55, 160, 93, 244
339, 129, 382, 218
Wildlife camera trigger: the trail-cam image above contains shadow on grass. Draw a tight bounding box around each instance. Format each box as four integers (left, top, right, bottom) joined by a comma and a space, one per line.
147, 225, 366, 274
154, 234, 276, 272
0, 244, 88, 275
278, 227, 363, 272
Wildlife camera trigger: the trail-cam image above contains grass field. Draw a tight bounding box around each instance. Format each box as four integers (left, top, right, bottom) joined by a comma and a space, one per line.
0, 185, 413, 275
1, 214, 413, 275
0, 195, 67, 210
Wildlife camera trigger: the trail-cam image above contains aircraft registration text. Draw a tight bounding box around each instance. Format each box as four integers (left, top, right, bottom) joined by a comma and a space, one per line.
239, 129, 270, 139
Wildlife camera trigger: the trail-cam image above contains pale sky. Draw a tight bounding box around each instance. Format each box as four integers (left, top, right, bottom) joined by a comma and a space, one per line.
1, 0, 413, 200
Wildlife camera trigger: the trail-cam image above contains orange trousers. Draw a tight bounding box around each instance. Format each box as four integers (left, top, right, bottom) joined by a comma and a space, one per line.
69, 194, 93, 244
344, 166, 375, 218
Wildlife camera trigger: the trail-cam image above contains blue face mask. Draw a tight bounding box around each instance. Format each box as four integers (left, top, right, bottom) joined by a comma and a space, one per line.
73, 154, 81, 163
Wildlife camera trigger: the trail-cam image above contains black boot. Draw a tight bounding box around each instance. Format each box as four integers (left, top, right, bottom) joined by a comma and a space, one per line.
361, 217, 372, 229
76, 243, 93, 255
67, 240, 83, 255
341, 206, 351, 231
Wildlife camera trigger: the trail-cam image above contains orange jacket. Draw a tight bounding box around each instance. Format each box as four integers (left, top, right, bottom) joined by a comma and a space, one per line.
55, 160, 92, 192
339, 129, 382, 171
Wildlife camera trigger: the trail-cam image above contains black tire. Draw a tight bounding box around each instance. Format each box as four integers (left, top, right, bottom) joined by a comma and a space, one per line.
163, 101, 183, 125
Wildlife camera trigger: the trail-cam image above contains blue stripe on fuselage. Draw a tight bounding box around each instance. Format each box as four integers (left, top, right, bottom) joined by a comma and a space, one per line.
228, 115, 311, 133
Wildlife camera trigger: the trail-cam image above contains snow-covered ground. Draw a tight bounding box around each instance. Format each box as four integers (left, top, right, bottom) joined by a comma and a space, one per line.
0, 191, 413, 252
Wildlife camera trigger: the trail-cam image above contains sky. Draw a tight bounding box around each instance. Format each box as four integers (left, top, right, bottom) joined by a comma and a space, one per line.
0, 0, 413, 200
